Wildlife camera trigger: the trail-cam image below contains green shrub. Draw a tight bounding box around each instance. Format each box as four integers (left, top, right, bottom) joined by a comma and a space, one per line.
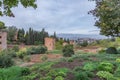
117, 47, 120, 54
62, 44, 74, 57
96, 71, 115, 80
98, 62, 114, 72
73, 66, 83, 72
106, 47, 118, 54
22, 73, 38, 80
12, 45, 19, 52
83, 63, 96, 71
116, 58, 120, 63
0, 66, 22, 80
0, 54, 14, 68
47, 68, 68, 78
67, 57, 74, 62
75, 72, 90, 80
85, 71, 94, 78
55, 76, 64, 80
98, 49, 106, 53
38, 46, 47, 54
47, 69, 58, 77
0, 49, 17, 58
21, 67, 30, 76
27, 46, 47, 55
57, 71, 66, 77
114, 65, 120, 77
17, 50, 26, 59
40, 76, 52, 80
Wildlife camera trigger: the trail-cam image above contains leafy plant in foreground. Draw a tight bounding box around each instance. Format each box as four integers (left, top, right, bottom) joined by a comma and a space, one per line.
62, 44, 74, 57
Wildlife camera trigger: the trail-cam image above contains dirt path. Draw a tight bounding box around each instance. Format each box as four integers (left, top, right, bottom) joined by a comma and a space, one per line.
76, 46, 101, 53
19, 54, 62, 67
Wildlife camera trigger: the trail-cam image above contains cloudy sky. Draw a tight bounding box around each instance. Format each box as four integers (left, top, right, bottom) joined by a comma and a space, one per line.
0, 0, 99, 34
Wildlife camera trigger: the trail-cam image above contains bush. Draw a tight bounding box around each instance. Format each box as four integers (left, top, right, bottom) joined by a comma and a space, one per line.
62, 44, 74, 57
21, 67, 30, 76
0, 66, 23, 80
0, 49, 17, 58
0, 54, 14, 68
116, 58, 120, 63
75, 72, 90, 80
17, 50, 26, 59
98, 48, 106, 54
12, 45, 19, 52
117, 47, 120, 54
55, 76, 64, 80
106, 47, 118, 54
67, 57, 74, 62
98, 62, 114, 72
114, 65, 120, 77
96, 71, 115, 80
40, 76, 52, 80
27, 46, 47, 55
83, 63, 96, 71
73, 66, 83, 72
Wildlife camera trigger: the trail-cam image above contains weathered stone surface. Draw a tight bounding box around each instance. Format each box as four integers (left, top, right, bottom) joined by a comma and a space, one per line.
45, 37, 55, 50
0, 31, 7, 50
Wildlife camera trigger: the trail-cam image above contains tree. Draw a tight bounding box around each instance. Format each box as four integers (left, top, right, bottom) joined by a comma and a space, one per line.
0, 0, 37, 17
17, 28, 25, 43
89, 0, 120, 37
0, 0, 37, 29
40, 28, 49, 44
7, 26, 17, 42
0, 21, 6, 29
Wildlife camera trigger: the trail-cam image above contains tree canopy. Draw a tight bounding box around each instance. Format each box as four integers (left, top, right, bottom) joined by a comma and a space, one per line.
0, 0, 37, 17
0, 0, 37, 30
89, 0, 120, 37
0, 21, 6, 29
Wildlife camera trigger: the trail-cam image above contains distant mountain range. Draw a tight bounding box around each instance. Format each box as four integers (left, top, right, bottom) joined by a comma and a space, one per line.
57, 33, 108, 40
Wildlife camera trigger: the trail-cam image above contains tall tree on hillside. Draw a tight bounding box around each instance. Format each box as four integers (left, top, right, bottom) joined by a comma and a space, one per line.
25, 31, 29, 45
89, 0, 120, 37
53, 32, 57, 38
7, 26, 17, 42
40, 28, 49, 44
17, 28, 25, 43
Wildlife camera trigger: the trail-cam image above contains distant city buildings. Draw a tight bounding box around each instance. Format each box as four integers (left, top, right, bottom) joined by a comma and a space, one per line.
76, 38, 96, 44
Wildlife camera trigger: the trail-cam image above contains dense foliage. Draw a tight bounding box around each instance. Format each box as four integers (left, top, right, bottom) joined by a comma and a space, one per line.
27, 46, 47, 54
90, 0, 120, 37
0, 0, 37, 17
0, 54, 14, 68
106, 47, 118, 54
62, 44, 74, 57
7, 27, 49, 45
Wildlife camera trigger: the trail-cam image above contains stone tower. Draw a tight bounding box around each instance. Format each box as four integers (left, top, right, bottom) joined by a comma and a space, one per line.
0, 31, 7, 50
45, 37, 55, 50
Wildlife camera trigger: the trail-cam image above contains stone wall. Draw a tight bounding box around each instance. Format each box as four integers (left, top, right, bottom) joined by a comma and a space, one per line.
45, 37, 55, 50
0, 31, 7, 50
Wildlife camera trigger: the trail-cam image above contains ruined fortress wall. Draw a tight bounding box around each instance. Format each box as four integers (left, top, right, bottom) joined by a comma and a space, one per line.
45, 37, 55, 50
0, 31, 7, 50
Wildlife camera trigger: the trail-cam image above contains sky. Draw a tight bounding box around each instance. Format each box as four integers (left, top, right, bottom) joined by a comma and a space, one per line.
0, 0, 99, 34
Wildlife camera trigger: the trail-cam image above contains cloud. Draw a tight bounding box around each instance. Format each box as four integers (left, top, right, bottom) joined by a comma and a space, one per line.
0, 0, 97, 34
